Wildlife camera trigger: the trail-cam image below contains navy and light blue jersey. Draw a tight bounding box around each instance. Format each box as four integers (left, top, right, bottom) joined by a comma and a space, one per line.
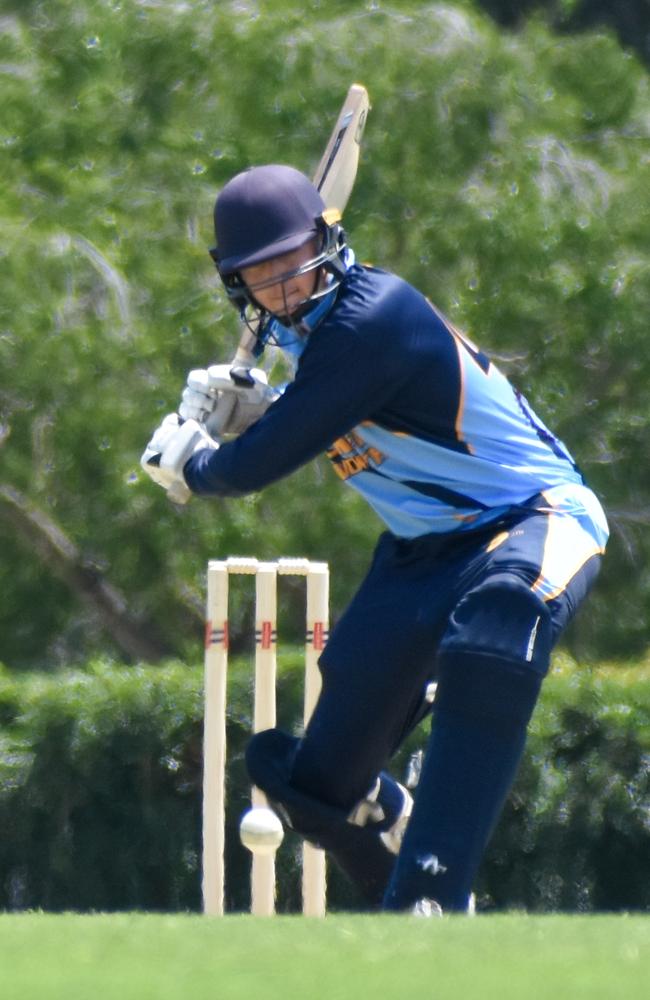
185, 264, 608, 554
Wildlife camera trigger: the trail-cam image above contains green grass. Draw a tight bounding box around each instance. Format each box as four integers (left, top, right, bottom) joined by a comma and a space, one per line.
1, 913, 648, 1000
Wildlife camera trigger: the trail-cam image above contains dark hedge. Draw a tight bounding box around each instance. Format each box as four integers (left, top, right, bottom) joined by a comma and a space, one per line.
0, 656, 648, 913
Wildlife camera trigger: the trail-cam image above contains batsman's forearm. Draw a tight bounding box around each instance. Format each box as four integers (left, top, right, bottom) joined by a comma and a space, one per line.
183, 446, 253, 497
183, 411, 321, 496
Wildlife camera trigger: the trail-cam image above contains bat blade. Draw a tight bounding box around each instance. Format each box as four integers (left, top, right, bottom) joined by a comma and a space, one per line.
313, 83, 370, 212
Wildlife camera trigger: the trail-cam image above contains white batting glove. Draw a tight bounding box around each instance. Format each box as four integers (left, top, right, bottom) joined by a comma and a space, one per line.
140, 414, 218, 504
178, 364, 280, 440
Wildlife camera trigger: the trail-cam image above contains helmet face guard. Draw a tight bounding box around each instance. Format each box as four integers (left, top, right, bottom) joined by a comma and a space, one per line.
208, 164, 348, 331
209, 216, 347, 325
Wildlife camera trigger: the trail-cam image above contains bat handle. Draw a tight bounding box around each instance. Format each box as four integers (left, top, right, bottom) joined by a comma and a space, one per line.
229, 340, 257, 386
229, 364, 256, 387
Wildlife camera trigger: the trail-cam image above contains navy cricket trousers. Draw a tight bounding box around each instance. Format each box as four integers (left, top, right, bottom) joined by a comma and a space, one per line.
289, 508, 602, 901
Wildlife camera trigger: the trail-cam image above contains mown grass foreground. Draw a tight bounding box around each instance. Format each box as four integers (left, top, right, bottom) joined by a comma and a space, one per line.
1, 912, 648, 999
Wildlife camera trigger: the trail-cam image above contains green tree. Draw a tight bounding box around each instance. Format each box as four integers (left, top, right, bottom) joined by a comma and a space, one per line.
476, 1, 650, 66
1, 1, 648, 666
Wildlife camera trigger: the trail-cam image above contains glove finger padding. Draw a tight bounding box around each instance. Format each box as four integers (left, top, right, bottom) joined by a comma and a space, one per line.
208, 364, 280, 437
204, 392, 239, 438
141, 414, 218, 503
179, 363, 281, 439
179, 388, 216, 425
178, 368, 222, 426
141, 413, 184, 486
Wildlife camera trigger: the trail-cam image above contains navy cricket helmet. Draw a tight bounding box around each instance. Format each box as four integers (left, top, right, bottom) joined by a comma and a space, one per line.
209, 164, 347, 322
212, 164, 325, 276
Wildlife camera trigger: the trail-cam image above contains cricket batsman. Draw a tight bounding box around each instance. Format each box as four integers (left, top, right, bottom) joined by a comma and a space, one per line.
142, 164, 608, 914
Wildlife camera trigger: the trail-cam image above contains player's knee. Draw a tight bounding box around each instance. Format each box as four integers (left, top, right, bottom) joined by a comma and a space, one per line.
436, 579, 552, 724
246, 729, 349, 844
441, 576, 552, 675
246, 728, 298, 800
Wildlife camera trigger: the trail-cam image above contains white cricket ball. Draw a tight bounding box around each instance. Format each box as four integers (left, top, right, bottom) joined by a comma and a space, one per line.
239, 806, 284, 855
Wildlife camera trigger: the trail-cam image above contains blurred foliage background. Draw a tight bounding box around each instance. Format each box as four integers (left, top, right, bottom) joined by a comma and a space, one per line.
1, 0, 649, 670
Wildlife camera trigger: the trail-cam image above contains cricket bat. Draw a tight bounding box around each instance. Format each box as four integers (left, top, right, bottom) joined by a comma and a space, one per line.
229, 83, 370, 374
313, 82, 370, 220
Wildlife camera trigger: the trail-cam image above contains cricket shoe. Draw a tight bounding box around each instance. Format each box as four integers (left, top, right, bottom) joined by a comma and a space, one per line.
379, 781, 413, 855
411, 898, 444, 918
348, 776, 413, 856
